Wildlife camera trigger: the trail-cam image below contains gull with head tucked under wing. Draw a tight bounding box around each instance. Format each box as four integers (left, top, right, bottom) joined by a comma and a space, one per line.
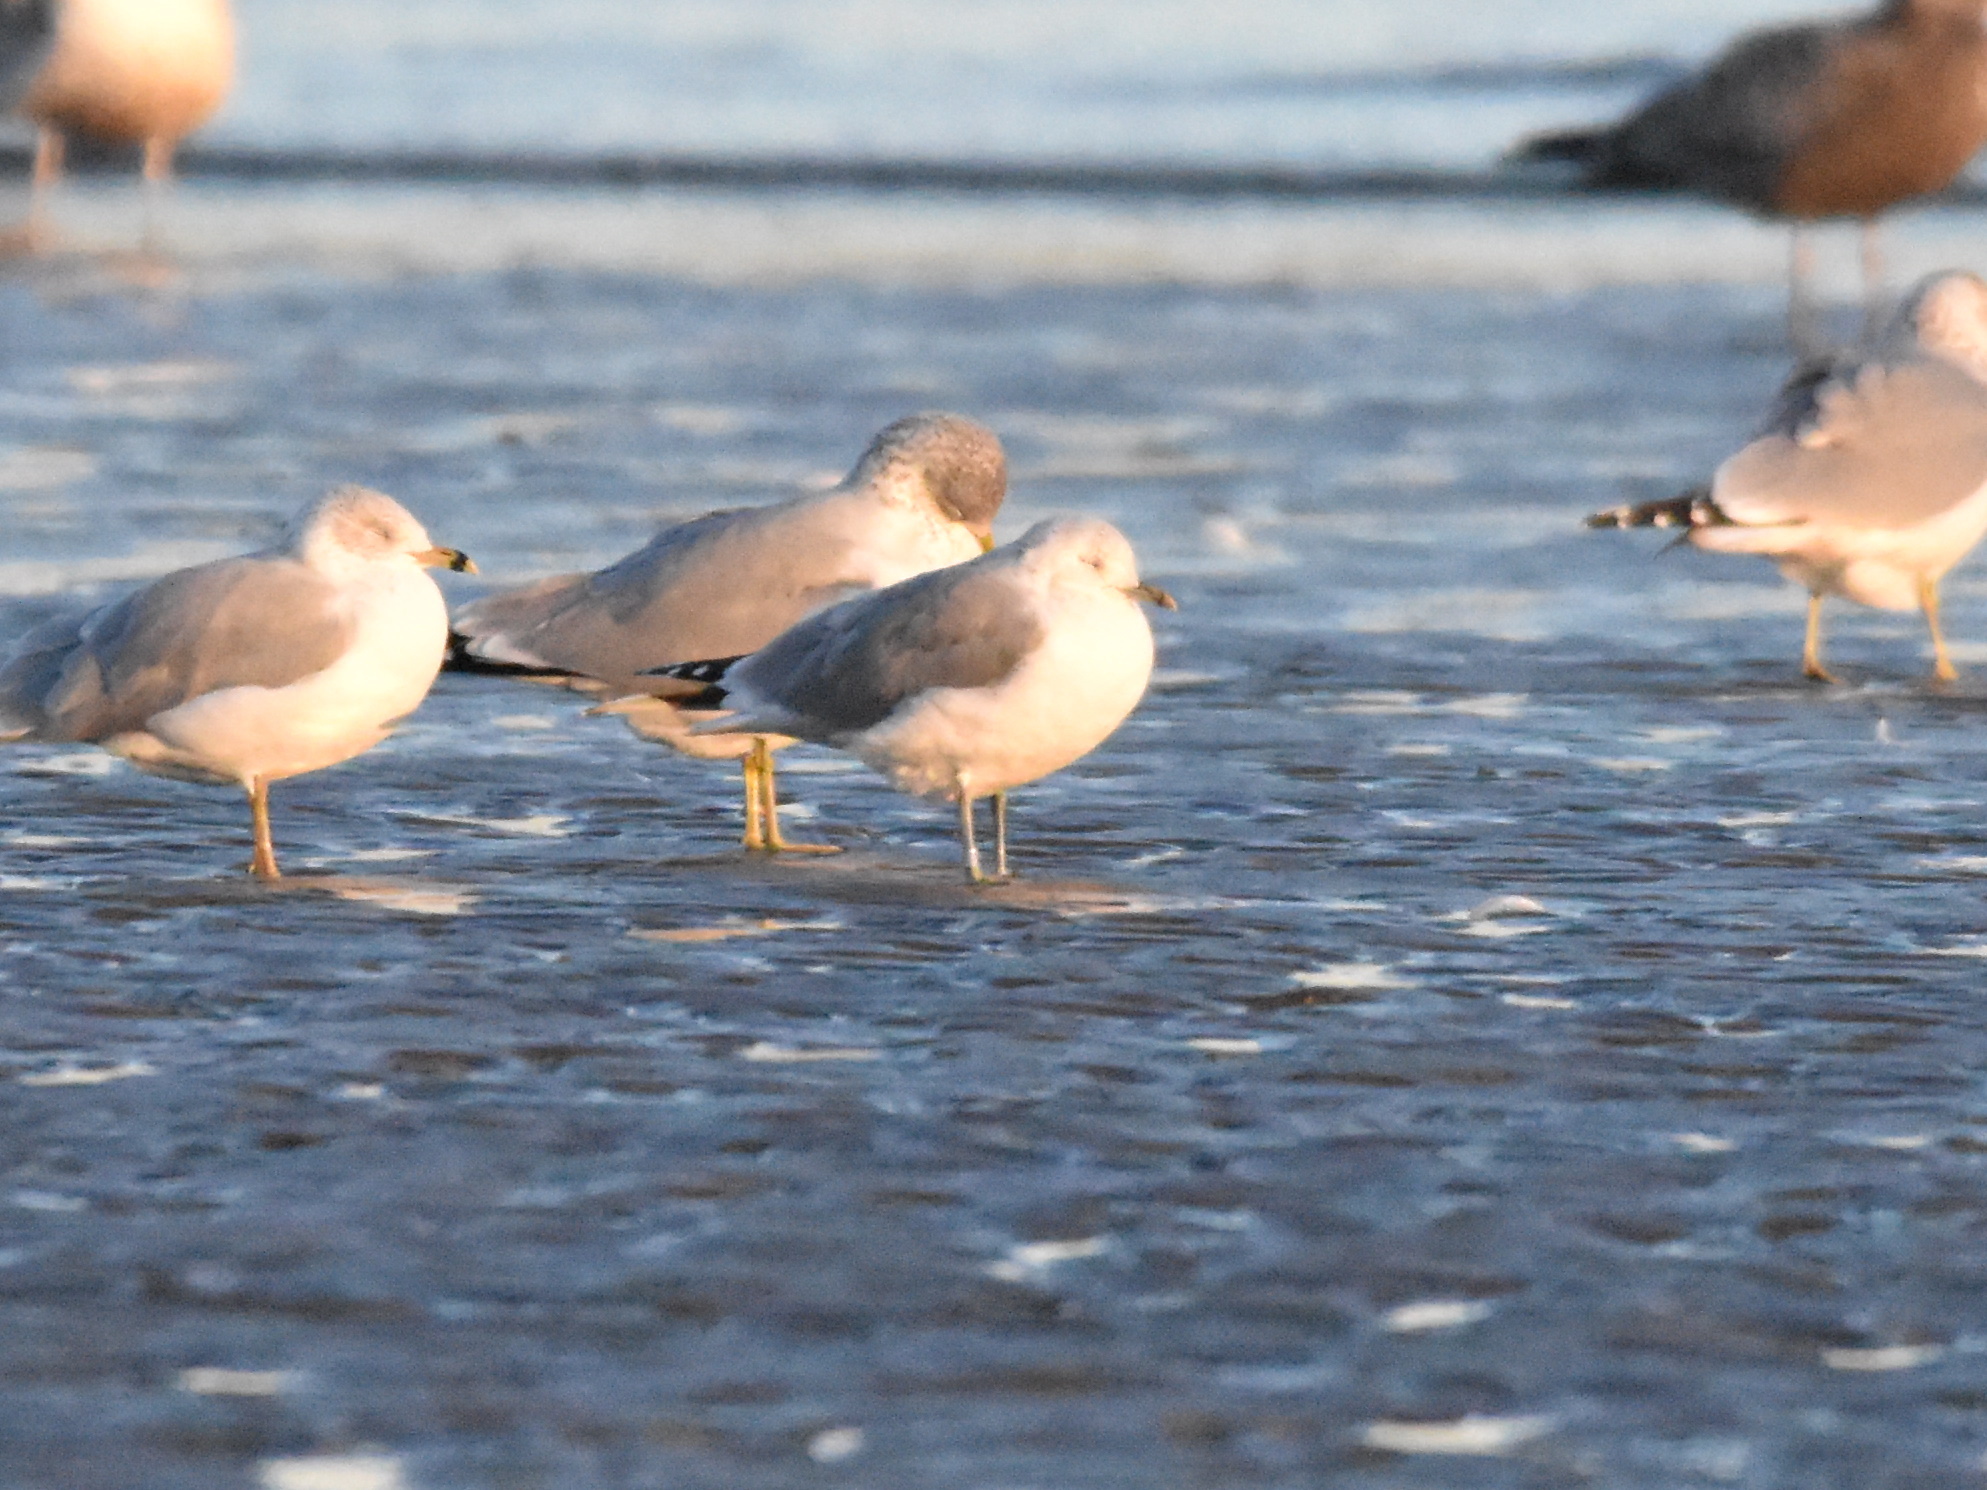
1589, 270, 1987, 683
639, 515, 1177, 883
0, 486, 474, 878
448, 413, 1007, 853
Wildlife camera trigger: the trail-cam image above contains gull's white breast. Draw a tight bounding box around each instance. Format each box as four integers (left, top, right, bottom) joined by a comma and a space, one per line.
854, 580, 1156, 799
111, 564, 447, 787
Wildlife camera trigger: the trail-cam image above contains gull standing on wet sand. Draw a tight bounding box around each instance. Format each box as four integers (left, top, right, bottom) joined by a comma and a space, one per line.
1589, 270, 1987, 684
449, 413, 1007, 853
0, 487, 475, 878
1514, 0, 1987, 339
6, 0, 235, 241
643, 516, 1176, 884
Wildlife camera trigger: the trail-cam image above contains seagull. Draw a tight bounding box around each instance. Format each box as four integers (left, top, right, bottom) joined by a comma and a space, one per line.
449, 412, 1007, 853
1588, 269, 1987, 683
0, 486, 474, 878
7, 0, 235, 242
640, 516, 1176, 883
1513, 0, 1987, 341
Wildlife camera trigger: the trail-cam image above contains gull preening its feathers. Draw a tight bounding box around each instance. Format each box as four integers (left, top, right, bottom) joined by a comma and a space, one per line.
0, 486, 474, 878
1589, 270, 1987, 683
642, 516, 1176, 883
450, 412, 1007, 853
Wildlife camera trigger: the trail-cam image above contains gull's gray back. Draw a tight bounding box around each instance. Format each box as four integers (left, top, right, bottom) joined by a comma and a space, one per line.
1718, 356, 1987, 528
0, 555, 354, 743
455, 497, 903, 690
0, 0, 52, 112
730, 560, 1046, 742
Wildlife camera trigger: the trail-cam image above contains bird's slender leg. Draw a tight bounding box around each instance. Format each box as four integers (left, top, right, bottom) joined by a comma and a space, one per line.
740, 746, 767, 850
1858, 218, 1886, 340
992, 790, 1010, 881
756, 737, 838, 854
1803, 592, 1838, 684
27, 127, 63, 246
1787, 224, 1820, 355
1921, 575, 1959, 684
247, 777, 281, 880
140, 137, 174, 252
957, 785, 984, 884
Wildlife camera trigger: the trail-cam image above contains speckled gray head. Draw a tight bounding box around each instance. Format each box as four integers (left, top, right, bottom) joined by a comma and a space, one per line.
849, 412, 1007, 546
286, 485, 477, 573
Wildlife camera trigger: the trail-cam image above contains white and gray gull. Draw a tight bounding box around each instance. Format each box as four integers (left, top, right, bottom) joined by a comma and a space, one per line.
449, 412, 1007, 853
1513, 0, 1987, 338
0, 486, 474, 878
640, 516, 1177, 883
1589, 270, 1987, 683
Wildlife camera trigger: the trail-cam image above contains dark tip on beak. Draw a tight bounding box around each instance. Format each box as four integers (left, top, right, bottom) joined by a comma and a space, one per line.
420, 546, 478, 574
1133, 582, 1178, 611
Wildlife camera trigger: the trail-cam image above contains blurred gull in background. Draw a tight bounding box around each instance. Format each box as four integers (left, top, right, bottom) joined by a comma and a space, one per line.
452, 413, 1006, 854
644, 516, 1175, 883
1589, 270, 1987, 683
1514, 0, 1987, 341
0, 487, 474, 878
7, 0, 234, 243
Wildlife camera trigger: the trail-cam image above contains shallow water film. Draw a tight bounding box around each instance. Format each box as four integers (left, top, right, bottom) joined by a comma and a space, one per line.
8, 1, 1987, 1482
6, 257, 1987, 1489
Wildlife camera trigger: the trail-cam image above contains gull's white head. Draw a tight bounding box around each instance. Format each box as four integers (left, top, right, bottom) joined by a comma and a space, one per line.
849, 412, 1007, 549
1014, 515, 1177, 610
1889, 270, 1987, 383
286, 485, 476, 575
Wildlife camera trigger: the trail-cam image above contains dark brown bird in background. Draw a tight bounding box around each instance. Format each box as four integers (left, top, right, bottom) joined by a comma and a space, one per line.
1515, 0, 1987, 343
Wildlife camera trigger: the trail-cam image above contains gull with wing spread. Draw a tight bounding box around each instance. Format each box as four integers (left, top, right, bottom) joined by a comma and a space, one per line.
450, 413, 1006, 853
0, 486, 474, 877
640, 516, 1176, 883
1589, 270, 1987, 682
1514, 0, 1987, 337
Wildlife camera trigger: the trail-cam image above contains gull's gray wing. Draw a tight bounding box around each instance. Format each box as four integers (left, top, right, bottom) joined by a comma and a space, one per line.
723, 561, 1045, 742
1597, 22, 1838, 207
451, 501, 884, 691
0, 0, 52, 112
0, 555, 356, 743
1714, 358, 1987, 530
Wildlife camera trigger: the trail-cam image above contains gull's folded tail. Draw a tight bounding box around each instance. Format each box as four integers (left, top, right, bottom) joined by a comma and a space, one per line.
1586, 487, 1730, 531
1511, 126, 1609, 169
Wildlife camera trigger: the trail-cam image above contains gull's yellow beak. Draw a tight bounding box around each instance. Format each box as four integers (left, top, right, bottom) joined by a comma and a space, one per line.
417, 547, 478, 574
977, 531, 997, 553
1130, 581, 1177, 610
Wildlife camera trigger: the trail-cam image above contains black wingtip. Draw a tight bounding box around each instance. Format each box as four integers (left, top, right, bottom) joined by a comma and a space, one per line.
1586, 487, 1728, 531
638, 655, 746, 708
443, 632, 566, 678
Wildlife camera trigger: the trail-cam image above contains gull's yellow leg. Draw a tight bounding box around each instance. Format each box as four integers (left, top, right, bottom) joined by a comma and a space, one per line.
141, 137, 174, 252
247, 777, 281, 880
1922, 576, 1959, 683
992, 790, 1011, 881
757, 737, 838, 854
1859, 217, 1887, 339
957, 787, 984, 884
1803, 593, 1837, 684
26, 127, 62, 248
741, 747, 767, 850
